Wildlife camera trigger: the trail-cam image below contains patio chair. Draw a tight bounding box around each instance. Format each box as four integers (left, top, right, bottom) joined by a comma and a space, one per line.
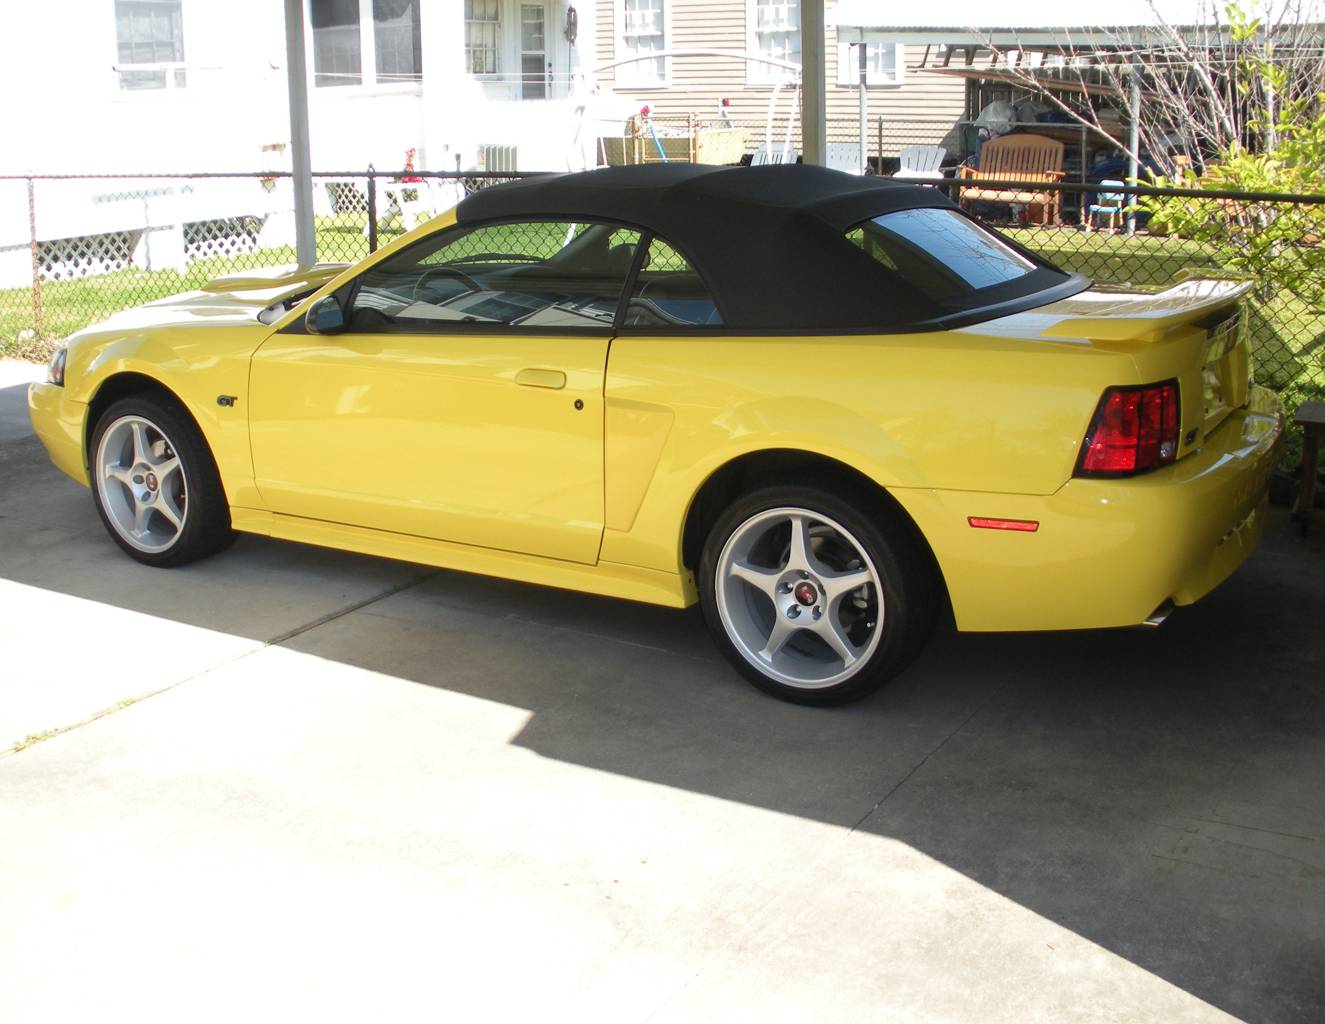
825, 142, 867, 175
751, 146, 799, 166
389, 177, 466, 232
957, 133, 1066, 225
893, 145, 946, 182
1086, 180, 1127, 233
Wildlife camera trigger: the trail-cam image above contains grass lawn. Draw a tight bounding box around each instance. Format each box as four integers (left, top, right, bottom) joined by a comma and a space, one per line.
0, 215, 384, 360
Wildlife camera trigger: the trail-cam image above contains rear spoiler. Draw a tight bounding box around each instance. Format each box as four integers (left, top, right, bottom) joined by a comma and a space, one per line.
1040, 279, 1253, 343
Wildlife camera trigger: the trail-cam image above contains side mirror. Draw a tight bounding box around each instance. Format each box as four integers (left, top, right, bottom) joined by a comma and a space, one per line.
306, 295, 345, 334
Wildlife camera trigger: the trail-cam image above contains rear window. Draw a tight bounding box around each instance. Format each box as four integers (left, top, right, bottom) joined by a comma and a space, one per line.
847, 208, 1036, 304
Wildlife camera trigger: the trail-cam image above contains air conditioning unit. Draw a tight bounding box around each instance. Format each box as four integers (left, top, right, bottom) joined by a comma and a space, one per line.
479, 144, 519, 172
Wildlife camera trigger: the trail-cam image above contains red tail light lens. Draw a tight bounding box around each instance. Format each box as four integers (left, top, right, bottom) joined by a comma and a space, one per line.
1076, 381, 1180, 476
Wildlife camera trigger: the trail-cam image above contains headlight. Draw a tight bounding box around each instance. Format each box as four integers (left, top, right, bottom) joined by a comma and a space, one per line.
46, 347, 67, 387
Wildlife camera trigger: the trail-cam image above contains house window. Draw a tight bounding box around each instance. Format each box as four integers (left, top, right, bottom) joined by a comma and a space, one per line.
312, 0, 362, 86
311, 0, 422, 88
520, 4, 547, 99
619, 0, 666, 87
836, 37, 905, 87
114, 0, 186, 91
373, 0, 422, 83
465, 0, 500, 76
749, 0, 799, 84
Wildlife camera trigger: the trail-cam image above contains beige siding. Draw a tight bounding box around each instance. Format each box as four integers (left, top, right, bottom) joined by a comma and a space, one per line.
593, 0, 965, 155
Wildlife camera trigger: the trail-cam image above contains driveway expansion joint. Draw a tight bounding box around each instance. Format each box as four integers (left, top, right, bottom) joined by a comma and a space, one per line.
1, 569, 438, 759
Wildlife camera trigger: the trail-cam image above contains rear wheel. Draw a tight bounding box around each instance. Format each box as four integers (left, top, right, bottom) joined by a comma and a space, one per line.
90, 394, 234, 568
699, 484, 937, 705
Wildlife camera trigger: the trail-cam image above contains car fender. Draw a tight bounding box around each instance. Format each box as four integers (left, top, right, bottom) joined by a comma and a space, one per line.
72, 326, 271, 507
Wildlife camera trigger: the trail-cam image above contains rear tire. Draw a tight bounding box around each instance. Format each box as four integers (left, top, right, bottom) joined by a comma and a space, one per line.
89, 394, 235, 568
698, 483, 938, 706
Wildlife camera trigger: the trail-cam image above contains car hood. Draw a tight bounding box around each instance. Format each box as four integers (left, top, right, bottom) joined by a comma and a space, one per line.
80, 263, 348, 335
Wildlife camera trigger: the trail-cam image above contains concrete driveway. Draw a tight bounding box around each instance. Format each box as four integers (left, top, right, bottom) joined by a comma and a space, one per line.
1, 359, 1322, 1023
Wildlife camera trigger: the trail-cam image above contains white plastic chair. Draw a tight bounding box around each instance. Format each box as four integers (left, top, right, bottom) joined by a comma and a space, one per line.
751, 146, 799, 166
388, 178, 466, 232
825, 142, 867, 175
893, 145, 947, 182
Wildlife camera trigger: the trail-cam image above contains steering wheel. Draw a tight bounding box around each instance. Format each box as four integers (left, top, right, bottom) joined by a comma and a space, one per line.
412, 265, 483, 300
625, 297, 695, 327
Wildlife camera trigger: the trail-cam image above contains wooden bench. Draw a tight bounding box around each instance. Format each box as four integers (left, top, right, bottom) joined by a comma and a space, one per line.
1294, 401, 1325, 534
957, 133, 1065, 225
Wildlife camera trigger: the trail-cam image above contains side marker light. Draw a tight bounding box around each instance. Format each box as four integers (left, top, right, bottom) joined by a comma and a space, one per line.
968, 517, 1040, 533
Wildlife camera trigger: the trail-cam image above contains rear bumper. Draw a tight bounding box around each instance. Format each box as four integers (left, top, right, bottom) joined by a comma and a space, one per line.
28, 382, 90, 486
897, 385, 1284, 632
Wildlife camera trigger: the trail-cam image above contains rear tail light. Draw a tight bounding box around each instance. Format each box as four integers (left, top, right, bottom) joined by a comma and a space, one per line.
1076, 381, 1180, 476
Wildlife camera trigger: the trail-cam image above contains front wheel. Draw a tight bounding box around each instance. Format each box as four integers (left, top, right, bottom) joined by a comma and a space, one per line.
90, 394, 234, 568
699, 485, 938, 706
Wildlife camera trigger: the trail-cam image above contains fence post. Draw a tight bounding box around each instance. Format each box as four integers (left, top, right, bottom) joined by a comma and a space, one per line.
366, 164, 379, 254
877, 117, 883, 173
26, 177, 43, 341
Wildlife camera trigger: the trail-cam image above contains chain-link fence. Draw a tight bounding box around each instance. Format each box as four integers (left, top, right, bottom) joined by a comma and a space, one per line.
0, 170, 522, 360
3, 167, 1322, 437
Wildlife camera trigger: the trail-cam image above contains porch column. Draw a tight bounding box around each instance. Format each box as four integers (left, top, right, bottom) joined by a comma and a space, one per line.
283, 0, 315, 265
800, 0, 827, 165
420, 0, 468, 171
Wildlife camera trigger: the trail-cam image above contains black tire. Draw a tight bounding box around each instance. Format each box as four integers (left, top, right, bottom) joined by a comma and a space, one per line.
89, 392, 235, 568
698, 482, 939, 706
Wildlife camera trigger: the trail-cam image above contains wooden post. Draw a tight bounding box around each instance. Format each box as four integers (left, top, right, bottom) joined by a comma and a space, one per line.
800, 0, 826, 165
857, 42, 868, 174
366, 164, 379, 253
1127, 68, 1141, 236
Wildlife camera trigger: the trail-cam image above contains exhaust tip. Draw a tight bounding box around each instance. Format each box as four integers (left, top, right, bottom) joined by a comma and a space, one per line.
1140, 600, 1175, 629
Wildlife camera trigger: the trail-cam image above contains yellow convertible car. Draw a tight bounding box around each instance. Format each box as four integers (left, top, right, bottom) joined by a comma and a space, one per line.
29, 165, 1283, 704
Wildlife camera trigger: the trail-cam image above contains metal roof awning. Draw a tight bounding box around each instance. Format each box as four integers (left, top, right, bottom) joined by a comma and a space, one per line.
826, 0, 1322, 49
827, 0, 1230, 48
921, 66, 1159, 101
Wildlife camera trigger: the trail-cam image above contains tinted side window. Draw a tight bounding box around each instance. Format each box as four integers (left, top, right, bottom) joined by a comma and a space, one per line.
348, 221, 642, 330
622, 237, 722, 328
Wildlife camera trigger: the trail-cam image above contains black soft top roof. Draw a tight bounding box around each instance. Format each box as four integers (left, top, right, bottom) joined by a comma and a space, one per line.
456, 165, 1082, 330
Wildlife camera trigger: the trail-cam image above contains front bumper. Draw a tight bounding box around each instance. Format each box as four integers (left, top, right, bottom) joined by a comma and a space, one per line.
29, 382, 90, 487
897, 385, 1285, 632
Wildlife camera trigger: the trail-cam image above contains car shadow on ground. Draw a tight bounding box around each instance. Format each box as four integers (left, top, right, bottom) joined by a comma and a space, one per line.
3, 377, 1323, 1022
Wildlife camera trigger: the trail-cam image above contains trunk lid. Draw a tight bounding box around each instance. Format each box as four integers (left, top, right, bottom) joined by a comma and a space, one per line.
979, 280, 1254, 447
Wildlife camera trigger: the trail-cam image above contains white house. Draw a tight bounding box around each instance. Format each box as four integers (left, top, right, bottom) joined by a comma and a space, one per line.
7, 0, 612, 176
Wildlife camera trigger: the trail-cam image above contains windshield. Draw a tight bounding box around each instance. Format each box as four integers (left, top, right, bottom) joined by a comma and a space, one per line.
847, 208, 1037, 304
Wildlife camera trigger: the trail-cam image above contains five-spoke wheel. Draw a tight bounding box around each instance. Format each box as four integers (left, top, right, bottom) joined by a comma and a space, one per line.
95, 415, 188, 554
715, 507, 883, 690
700, 484, 937, 705
89, 394, 234, 568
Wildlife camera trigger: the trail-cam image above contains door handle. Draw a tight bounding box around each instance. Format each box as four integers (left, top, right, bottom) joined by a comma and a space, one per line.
515, 368, 567, 390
